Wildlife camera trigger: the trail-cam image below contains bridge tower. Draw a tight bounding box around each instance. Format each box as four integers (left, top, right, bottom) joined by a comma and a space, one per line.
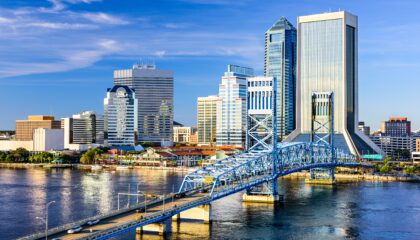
243, 76, 280, 202
308, 91, 336, 184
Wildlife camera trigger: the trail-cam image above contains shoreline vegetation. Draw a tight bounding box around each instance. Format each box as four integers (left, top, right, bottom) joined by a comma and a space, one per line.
1, 162, 418, 183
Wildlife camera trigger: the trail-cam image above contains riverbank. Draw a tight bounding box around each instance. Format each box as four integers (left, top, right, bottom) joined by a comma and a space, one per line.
1, 162, 418, 182
282, 171, 420, 182
0, 162, 192, 172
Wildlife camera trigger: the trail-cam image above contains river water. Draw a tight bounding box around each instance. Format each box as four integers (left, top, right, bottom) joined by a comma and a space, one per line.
0, 168, 419, 240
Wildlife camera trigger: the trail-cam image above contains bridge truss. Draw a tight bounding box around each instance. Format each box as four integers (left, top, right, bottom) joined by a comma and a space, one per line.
178, 142, 359, 199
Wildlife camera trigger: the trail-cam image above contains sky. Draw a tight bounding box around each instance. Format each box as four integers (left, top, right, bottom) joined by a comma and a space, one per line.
0, 0, 419, 131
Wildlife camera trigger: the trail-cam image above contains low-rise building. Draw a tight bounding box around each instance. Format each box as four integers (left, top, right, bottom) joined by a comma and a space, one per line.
173, 126, 192, 143
134, 146, 242, 167
0, 140, 34, 151
0, 128, 64, 151
33, 128, 64, 151
16, 116, 61, 141
370, 135, 417, 160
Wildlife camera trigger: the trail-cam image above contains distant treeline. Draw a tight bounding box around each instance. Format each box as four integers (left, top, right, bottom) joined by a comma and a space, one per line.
0, 130, 15, 135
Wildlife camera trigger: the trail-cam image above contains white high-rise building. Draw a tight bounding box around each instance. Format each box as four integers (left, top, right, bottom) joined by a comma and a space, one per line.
197, 95, 218, 146
63, 111, 101, 150
216, 65, 253, 147
114, 64, 173, 144
286, 11, 383, 156
104, 85, 138, 146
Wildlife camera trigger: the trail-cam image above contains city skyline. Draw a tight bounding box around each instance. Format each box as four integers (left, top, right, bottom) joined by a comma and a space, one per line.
1, 0, 420, 131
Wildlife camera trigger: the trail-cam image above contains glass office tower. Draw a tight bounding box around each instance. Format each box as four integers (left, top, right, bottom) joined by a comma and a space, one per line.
114, 64, 173, 144
286, 11, 383, 156
216, 65, 253, 147
265, 17, 296, 141
104, 85, 138, 146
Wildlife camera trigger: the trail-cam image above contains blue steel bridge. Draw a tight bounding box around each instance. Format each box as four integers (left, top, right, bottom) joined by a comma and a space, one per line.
20, 78, 369, 240
19, 142, 365, 240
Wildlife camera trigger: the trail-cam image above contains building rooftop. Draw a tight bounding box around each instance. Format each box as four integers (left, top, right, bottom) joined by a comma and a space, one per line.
26, 116, 55, 121
267, 17, 295, 32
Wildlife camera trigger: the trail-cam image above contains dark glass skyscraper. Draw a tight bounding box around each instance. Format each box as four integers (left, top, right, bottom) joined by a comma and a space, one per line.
264, 17, 296, 141
114, 64, 173, 144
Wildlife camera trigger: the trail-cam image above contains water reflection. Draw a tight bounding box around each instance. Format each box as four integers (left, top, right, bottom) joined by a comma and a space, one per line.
0, 168, 419, 240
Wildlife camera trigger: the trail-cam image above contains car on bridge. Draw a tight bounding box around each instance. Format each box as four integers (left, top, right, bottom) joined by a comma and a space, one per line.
86, 219, 100, 226
67, 226, 83, 234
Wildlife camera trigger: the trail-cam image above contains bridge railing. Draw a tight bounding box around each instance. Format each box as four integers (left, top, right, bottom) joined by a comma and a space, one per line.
78, 196, 213, 240
16, 195, 168, 240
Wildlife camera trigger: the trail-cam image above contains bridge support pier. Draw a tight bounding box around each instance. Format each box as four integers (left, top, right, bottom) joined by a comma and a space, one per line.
305, 168, 336, 185
136, 222, 167, 236
242, 180, 280, 203
172, 204, 211, 223
242, 193, 279, 203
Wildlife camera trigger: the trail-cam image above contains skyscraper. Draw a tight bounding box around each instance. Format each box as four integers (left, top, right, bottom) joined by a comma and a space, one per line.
114, 64, 173, 144
104, 85, 138, 146
216, 65, 253, 147
286, 11, 383, 156
197, 95, 218, 146
265, 17, 296, 141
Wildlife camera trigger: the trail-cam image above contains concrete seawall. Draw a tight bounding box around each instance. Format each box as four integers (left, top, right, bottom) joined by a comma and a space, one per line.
282, 172, 419, 182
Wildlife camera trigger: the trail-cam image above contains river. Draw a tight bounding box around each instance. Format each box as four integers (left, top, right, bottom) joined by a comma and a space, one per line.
0, 168, 419, 240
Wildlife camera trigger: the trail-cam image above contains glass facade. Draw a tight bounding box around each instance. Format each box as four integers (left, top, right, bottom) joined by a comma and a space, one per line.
216, 65, 253, 147
264, 17, 296, 141
300, 18, 344, 133
113, 64, 173, 144
291, 11, 382, 156
104, 85, 138, 146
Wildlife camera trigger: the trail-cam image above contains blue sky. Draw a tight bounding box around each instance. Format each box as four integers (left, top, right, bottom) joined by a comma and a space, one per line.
0, 0, 419, 130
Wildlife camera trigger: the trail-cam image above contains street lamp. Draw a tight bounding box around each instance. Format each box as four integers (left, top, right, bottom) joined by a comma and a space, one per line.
36, 200, 56, 240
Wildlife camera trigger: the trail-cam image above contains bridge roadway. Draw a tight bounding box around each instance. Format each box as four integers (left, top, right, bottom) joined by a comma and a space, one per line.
46, 192, 209, 240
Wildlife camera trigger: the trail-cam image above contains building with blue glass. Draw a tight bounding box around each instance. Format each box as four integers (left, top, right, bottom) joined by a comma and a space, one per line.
104, 85, 138, 146
265, 17, 297, 141
113, 64, 173, 145
216, 65, 253, 147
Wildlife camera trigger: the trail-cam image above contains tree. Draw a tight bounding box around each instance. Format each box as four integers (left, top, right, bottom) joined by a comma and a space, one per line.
80, 149, 97, 164
0, 151, 7, 162
13, 148, 29, 162
379, 159, 392, 174
55, 153, 73, 164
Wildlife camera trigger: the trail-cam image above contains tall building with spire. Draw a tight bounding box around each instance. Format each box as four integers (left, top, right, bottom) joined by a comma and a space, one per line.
265, 17, 297, 141
285, 11, 383, 156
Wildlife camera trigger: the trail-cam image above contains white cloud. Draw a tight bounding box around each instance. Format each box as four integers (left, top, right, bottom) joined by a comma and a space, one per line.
64, 0, 102, 3
27, 21, 97, 30
81, 12, 129, 25
39, 0, 66, 13
0, 39, 121, 78
0, 16, 14, 24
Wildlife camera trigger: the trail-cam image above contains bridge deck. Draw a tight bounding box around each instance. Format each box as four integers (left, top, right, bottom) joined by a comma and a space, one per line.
46, 193, 208, 240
